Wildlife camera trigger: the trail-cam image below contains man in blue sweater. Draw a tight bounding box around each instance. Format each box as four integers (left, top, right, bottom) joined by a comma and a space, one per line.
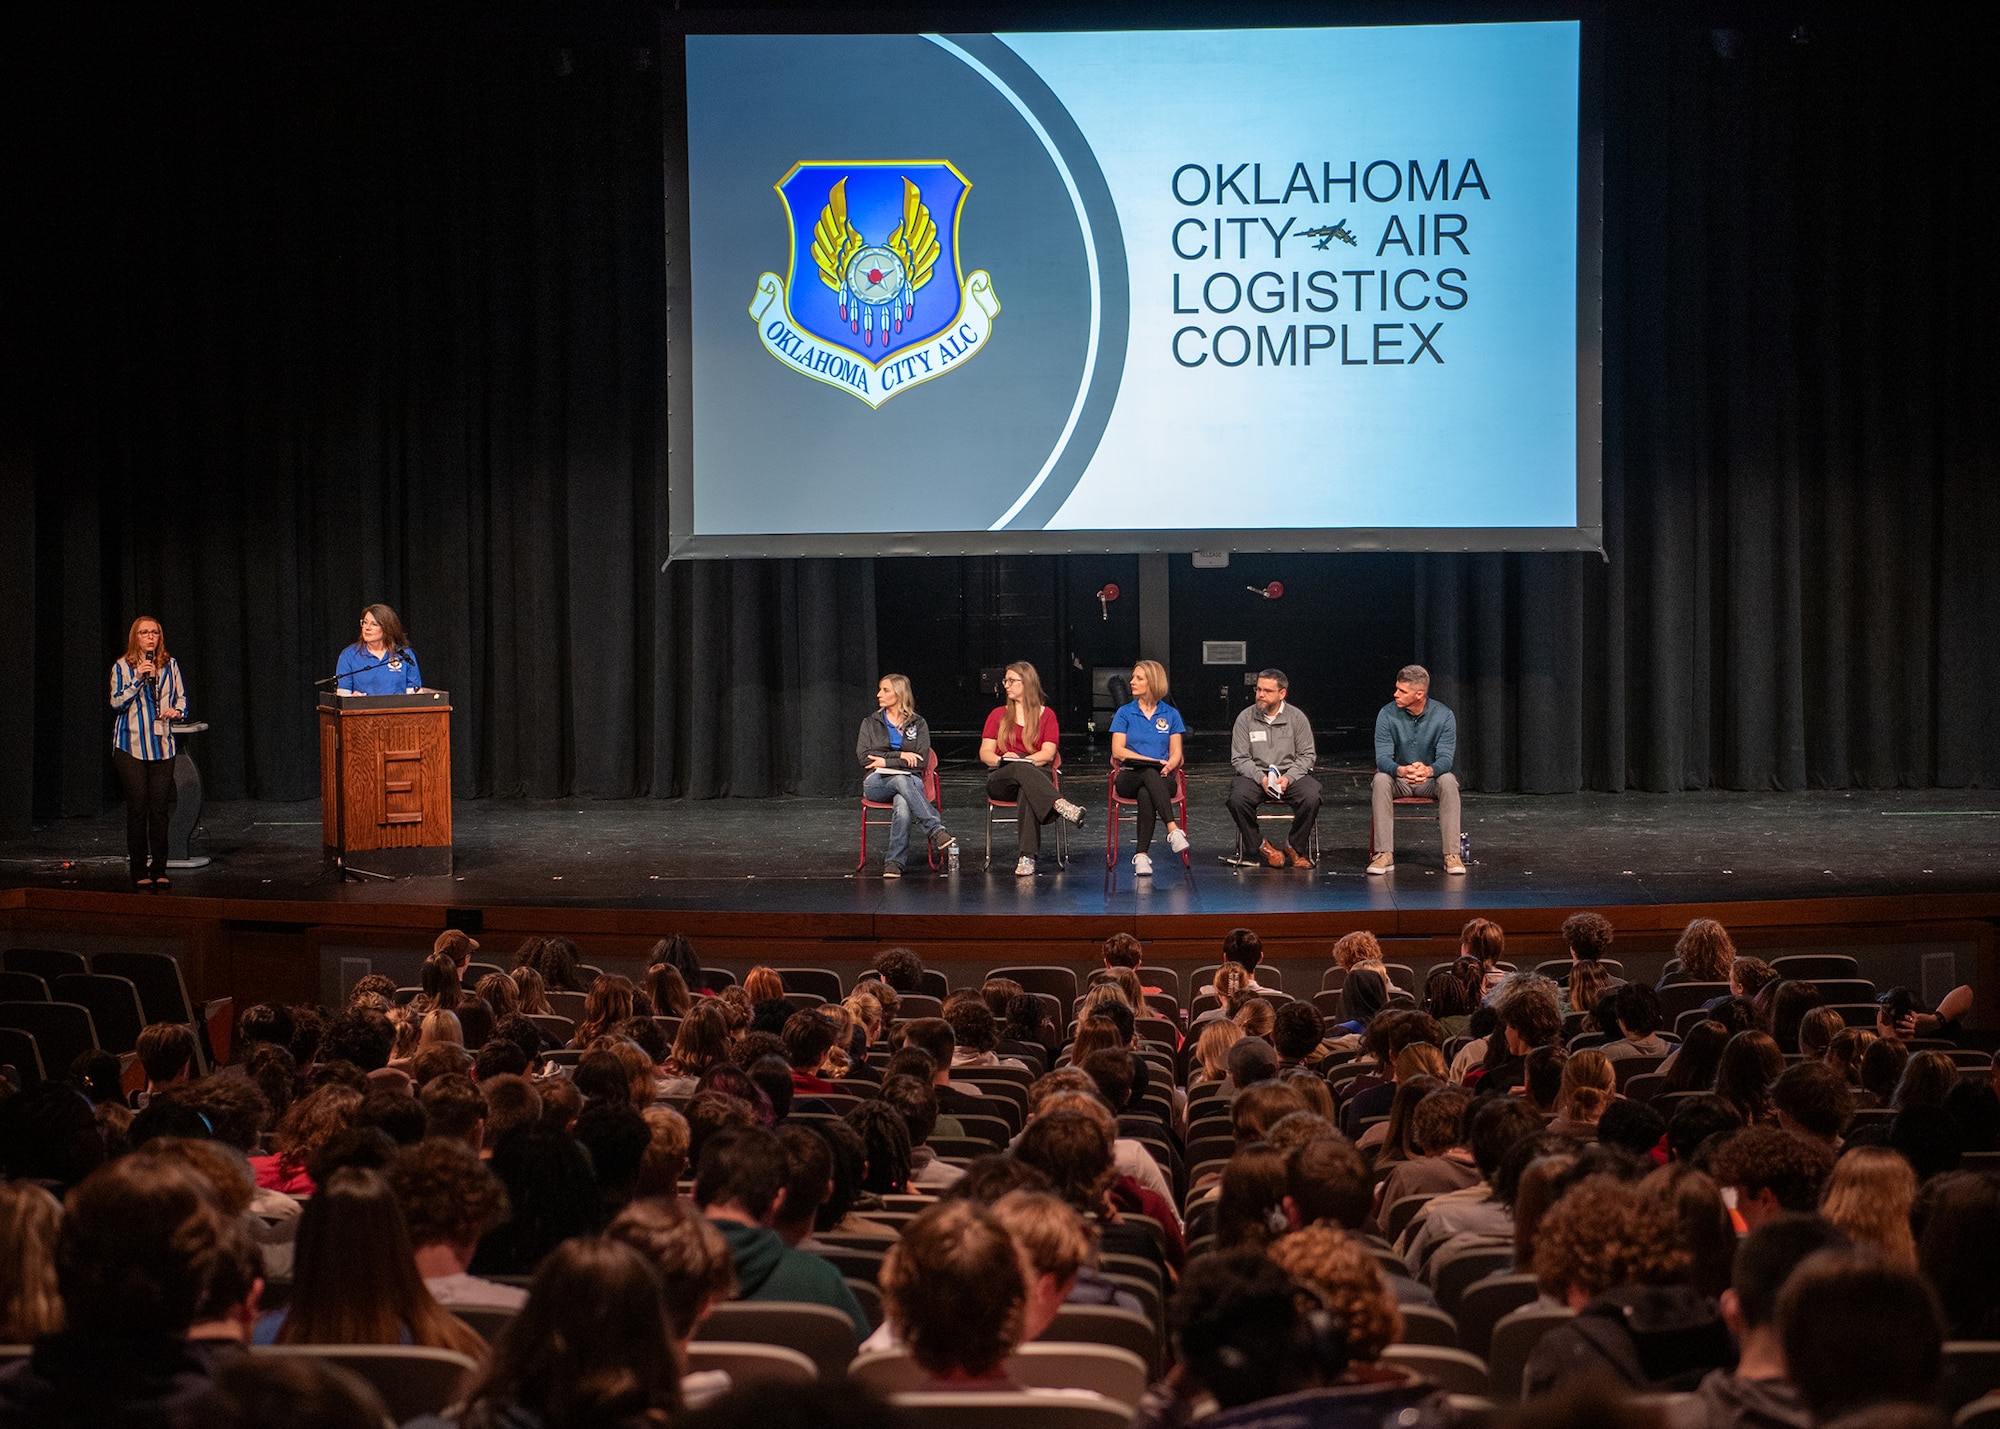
1370, 664, 1463, 875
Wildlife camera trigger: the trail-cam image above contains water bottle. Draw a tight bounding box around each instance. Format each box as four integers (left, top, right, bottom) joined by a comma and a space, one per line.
1460, 832, 1471, 863
948, 841, 960, 875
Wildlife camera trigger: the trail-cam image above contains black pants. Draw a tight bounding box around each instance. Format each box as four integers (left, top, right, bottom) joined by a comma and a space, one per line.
113, 748, 177, 880
1114, 760, 1175, 852
987, 761, 1061, 854
1226, 774, 1321, 855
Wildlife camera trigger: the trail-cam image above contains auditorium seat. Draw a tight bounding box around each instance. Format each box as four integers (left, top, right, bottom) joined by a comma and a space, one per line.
847, 1278, 883, 1329
1534, 958, 1624, 984
776, 968, 843, 1002
1613, 1055, 1669, 1090
1038, 1305, 1159, 1377
451, 1305, 517, 1342
1455, 1273, 1541, 1360
2, 948, 89, 982
0, 1001, 97, 1077
1194, 964, 1283, 993
252, 1345, 478, 1422
54, 974, 147, 1056
1397, 1304, 1461, 1348
546, 990, 589, 1022
694, 1301, 858, 1382
697, 969, 739, 992
1657, 983, 1730, 1022
1944, 1343, 2000, 1413
0, 1028, 45, 1084
525, 1012, 574, 1042
0, 972, 49, 1003
888, 1391, 1135, 1429
1487, 1305, 1574, 1404
1769, 954, 1860, 982
93, 951, 227, 1073
1434, 1247, 1517, 1318
1091, 965, 1181, 1000
1958, 1395, 2000, 1429
686, 1342, 818, 1385
987, 967, 1078, 1006
896, 994, 944, 1020
853, 1343, 1148, 1405
1623, 1072, 1670, 1102
1384, 1344, 1489, 1396
1811, 979, 1878, 1005
1384, 1193, 1439, 1243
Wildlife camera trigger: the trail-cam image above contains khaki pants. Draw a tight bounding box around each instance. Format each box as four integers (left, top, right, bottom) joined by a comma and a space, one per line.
1372, 771, 1461, 858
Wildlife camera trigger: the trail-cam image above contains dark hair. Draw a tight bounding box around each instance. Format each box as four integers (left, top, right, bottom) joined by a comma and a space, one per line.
58, 1153, 224, 1335
1662, 1020, 1731, 1094
475, 1038, 531, 1080
1596, 1099, 1668, 1159
939, 1155, 1053, 1207
1560, 911, 1614, 961
1079, 1046, 1136, 1112
1424, 960, 1479, 1021
238, 1002, 297, 1052
1779, 1249, 1944, 1420
649, 933, 703, 989
1706, 1126, 1835, 1212
1945, 1079, 2000, 1153
354, 1088, 427, 1147
136, 1023, 197, 1084
1254, 668, 1289, 692
1715, 1030, 1785, 1122
1339, 966, 1390, 1026
845, 1100, 913, 1195
1172, 1250, 1336, 1409
388, 1136, 511, 1251
1913, 1171, 2000, 1339
1771, 1061, 1854, 1141
942, 998, 998, 1054
1272, 1001, 1324, 1060
1768, 981, 1826, 1054
182, 1355, 388, 1429
899, 1017, 956, 1066
1523, 1046, 1567, 1111
773, 1123, 834, 1228
1666, 1094, 1745, 1166
1284, 1137, 1371, 1230
318, 1010, 395, 1073
871, 947, 925, 993
475, 1122, 605, 1275
695, 1127, 788, 1218
1014, 1110, 1114, 1212
0, 1081, 109, 1190
1221, 928, 1264, 971
1890, 1106, 1965, 1182
781, 1011, 836, 1070
1732, 1214, 1850, 1329
458, 1236, 681, 1427
1215, 1145, 1290, 1252
1612, 983, 1662, 1037
171, 1076, 273, 1154
813, 1118, 868, 1232
575, 1103, 652, 1207
1469, 1096, 1544, 1182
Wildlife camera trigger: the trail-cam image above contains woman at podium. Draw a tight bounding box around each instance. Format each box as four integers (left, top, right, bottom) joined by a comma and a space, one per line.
336, 604, 423, 694
110, 616, 187, 887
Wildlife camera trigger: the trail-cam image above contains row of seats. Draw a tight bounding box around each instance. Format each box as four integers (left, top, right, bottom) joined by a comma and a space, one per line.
0, 947, 226, 1083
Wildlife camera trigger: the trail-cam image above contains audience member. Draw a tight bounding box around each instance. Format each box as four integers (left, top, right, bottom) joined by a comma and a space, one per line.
387, 1138, 525, 1309
879, 1200, 1037, 1389
1706, 1127, 1836, 1230
606, 1198, 738, 1410
1778, 1249, 1945, 1422
469, 1121, 604, 1276
1818, 1146, 1918, 1267
180, 1356, 387, 1429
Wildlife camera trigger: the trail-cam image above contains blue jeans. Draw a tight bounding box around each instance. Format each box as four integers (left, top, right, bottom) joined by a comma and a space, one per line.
864, 770, 943, 866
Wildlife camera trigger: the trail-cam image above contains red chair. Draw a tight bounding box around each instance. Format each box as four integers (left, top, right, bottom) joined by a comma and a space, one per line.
1105, 761, 1189, 869
856, 749, 944, 872
985, 752, 1067, 870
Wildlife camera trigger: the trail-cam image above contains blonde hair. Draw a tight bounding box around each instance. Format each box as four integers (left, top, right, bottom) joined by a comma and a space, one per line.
1079, 983, 1132, 1024
1558, 1048, 1616, 1124
1820, 1147, 1919, 1268
1233, 998, 1275, 1039
0, 1183, 64, 1341
991, 1190, 1098, 1284
510, 965, 552, 1015
1394, 1043, 1448, 1083
843, 990, 883, 1040
878, 673, 915, 724
995, 661, 1048, 754
1332, 931, 1385, 971
1131, 659, 1170, 705
1568, 960, 1617, 1020
1269, 1225, 1403, 1363
418, 1009, 464, 1049
1194, 1020, 1247, 1082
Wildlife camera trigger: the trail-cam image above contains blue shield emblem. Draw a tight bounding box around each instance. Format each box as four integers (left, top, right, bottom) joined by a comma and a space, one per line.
749, 161, 1001, 408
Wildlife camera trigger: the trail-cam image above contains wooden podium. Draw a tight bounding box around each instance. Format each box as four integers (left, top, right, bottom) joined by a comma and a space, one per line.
318, 690, 454, 878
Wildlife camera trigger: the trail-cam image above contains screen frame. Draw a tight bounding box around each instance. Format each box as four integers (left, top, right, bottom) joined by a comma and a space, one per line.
662, 8, 1604, 562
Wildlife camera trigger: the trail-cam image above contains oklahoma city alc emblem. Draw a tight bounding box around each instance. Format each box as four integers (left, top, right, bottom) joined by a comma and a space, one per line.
749, 161, 1000, 408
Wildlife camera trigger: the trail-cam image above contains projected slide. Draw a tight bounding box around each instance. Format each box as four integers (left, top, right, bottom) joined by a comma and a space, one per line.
679, 23, 1589, 553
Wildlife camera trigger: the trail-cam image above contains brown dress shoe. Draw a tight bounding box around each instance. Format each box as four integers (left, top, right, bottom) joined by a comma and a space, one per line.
1285, 846, 1313, 868
1260, 840, 1286, 868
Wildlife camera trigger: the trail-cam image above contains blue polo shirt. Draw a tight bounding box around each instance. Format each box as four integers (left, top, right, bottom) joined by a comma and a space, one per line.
336, 645, 423, 694
1111, 699, 1185, 762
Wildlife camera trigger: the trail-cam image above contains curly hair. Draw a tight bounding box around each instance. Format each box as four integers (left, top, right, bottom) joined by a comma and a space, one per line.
1730, 957, 1779, 1001
1674, 919, 1738, 984
1561, 912, 1615, 961
606, 1195, 736, 1340
271, 1084, 362, 1179
1496, 974, 1565, 1051
1101, 932, 1144, 969
388, 1138, 510, 1249
1331, 930, 1384, 971
1532, 1174, 1689, 1299
1269, 1225, 1404, 1362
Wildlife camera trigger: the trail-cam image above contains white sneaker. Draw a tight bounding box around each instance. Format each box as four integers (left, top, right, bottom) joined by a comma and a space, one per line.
1167, 826, 1189, 854
1053, 798, 1085, 825
1132, 852, 1153, 876
1015, 856, 1037, 877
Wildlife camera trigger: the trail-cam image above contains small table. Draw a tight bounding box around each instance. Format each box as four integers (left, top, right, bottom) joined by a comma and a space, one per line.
166, 721, 211, 869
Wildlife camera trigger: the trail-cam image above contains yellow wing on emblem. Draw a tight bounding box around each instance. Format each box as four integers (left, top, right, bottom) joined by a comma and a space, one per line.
887, 177, 940, 292
812, 178, 864, 292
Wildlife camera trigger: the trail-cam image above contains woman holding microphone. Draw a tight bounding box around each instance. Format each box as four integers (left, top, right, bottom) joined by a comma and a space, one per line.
858, 674, 955, 879
1109, 659, 1188, 876
110, 616, 187, 887
336, 604, 423, 694
981, 661, 1083, 877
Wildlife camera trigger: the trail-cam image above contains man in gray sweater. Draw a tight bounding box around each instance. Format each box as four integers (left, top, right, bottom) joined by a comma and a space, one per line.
1226, 669, 1320, 867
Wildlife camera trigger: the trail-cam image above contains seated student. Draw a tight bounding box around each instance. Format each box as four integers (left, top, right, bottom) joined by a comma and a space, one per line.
1101, 932, 1166, 997
182, 1356, 390, 1429
388, 1138, 527, 1310
779, 1012, 840, 1096
1877, 982, 1977, 1045
184, 1217, 266, 1365
1548, 1049, 1617, 1141
1034, 1087, 1183, 1247
870, 946, 927, 994
1777, 1248, 1946, 1423
897, 1017, 989, 1116
0, 1154, 227, 1427
1769, 1062, 1854, 1150
1272, 1000, 1333, 1073
132, 1022, 198, 1109
1283, 1137, 1438, 1307
1376, 1087, 1481, 1209
1268, 1225, 1437, 1412
695, 1127, 869, 1341
1600, 983, 1672, 1062
878, 1074, 962, 1190
1473, 974, 1566, 1096
772, 1124, 836, 1247
1222, 1035, 1280, 1102
1705, 1126, 1836, 1232
1199, 928, 1274, 996
1398, 1097, 1541, 1285
606, 1197, 740, 1410
943, 996, 1031, 1073
413, 1237, 679, 1429
1660, 917, 1737, 990
1525, 1174, 1733, 1398
1014, 1108, 1172, 1280
810, 1119, 901, 1244
882, 1048, 964, 1139
1561, 910, 1624, 985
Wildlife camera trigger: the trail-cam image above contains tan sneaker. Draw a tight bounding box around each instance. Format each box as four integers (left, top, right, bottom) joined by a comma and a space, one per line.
1444, 854, 1467, 875
1367, 853, 1394, 875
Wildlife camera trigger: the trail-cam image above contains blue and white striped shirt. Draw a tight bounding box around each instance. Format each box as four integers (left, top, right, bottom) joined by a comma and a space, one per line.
110, 657, 186, 761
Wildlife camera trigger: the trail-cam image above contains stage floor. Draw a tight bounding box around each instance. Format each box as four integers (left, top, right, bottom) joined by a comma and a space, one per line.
6, 771, 2000, 919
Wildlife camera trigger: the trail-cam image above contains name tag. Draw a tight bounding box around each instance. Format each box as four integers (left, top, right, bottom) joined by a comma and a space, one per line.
1249, 730, 1267, 742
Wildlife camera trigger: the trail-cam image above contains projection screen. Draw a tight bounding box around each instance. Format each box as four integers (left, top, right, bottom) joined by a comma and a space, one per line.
668, 21, 1600, 558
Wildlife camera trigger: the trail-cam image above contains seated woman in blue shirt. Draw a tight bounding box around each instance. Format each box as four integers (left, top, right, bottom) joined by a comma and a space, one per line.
1109, 659, 1188, 876
335, 604, 423, 694
857, 673, 955, 878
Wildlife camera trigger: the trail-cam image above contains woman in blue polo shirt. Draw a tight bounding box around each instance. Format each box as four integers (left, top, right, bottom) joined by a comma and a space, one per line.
1109, 659, 1188, 876
110, 615, 188, 887
336, 604, 423, 694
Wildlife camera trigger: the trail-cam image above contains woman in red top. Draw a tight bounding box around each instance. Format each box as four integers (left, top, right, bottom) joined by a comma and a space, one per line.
980, 661, 1083, 876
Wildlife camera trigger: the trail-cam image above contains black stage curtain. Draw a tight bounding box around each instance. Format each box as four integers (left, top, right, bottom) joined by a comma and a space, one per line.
1, 6, 1993, 836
